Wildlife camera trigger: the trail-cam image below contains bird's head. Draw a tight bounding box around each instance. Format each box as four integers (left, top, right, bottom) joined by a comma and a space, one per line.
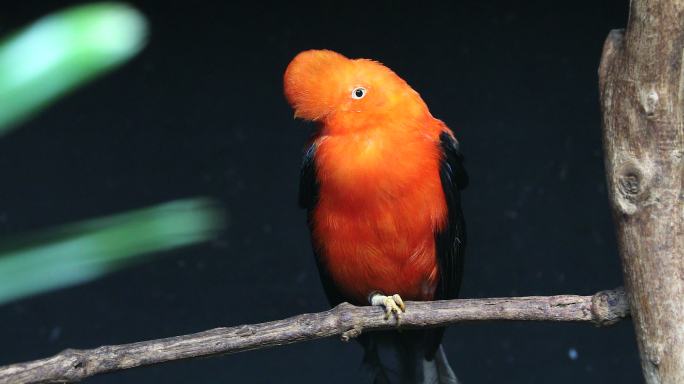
283, 50, 428, 129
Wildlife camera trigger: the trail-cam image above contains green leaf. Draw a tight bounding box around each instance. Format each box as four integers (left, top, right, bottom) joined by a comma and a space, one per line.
0, 198, 224, 306
0, 2, 147, 135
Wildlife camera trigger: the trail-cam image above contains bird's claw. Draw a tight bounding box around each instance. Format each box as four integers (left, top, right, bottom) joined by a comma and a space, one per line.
370, 293, 406, 320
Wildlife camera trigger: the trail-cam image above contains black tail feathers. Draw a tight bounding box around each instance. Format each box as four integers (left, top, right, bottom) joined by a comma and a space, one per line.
361, 332, 458, 384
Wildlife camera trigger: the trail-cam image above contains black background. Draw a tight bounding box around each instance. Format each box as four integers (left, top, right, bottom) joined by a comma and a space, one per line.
0, 1, 641, 383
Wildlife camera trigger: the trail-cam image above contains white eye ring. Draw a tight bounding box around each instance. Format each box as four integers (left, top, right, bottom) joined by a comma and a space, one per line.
351, 87, 367, 99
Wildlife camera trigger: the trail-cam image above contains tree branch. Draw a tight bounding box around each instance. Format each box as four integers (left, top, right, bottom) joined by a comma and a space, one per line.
0, 288, 628, 384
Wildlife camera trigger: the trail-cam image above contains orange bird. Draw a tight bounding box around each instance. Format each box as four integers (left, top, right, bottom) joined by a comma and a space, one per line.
284, 50, 468, 384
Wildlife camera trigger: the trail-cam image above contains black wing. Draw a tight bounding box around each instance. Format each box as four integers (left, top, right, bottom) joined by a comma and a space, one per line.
298, 143, 319, 210
434, 131, 468, 300
299, 142, 346, 306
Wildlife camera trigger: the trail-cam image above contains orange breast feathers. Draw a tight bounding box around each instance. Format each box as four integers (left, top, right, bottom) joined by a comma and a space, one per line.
284, 50, 450, 304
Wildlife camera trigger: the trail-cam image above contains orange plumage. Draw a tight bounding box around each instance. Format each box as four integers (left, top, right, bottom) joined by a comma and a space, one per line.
284, 50, 455, 305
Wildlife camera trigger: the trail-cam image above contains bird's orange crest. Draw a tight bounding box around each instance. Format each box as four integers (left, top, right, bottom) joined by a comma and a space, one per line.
283, 49, 430, 133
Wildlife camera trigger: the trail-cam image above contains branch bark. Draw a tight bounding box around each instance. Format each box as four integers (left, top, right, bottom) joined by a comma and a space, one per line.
0, 288, 628, 384
598, 1, 684, 383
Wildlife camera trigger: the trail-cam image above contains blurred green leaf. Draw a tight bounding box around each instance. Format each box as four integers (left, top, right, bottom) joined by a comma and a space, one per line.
0, 198, 224, 306
0, 2, 147, 135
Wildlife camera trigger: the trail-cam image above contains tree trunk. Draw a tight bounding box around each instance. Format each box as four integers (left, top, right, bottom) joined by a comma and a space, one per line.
598, 1, 684, 383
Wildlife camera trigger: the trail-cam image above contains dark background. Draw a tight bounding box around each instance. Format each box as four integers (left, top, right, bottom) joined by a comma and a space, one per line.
0, 1, 640, 383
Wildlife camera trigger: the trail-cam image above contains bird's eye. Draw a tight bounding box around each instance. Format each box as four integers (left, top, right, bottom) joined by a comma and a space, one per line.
351, 87, 366, 99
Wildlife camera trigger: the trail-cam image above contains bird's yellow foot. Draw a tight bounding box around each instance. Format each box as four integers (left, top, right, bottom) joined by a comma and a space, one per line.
369, 293, 406, 320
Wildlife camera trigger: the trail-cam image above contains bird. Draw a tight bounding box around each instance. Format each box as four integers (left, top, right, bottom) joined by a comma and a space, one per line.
284, 49, 468, 384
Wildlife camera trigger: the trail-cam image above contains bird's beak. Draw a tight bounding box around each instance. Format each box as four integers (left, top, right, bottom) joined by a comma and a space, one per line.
293, 110, 304, 120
